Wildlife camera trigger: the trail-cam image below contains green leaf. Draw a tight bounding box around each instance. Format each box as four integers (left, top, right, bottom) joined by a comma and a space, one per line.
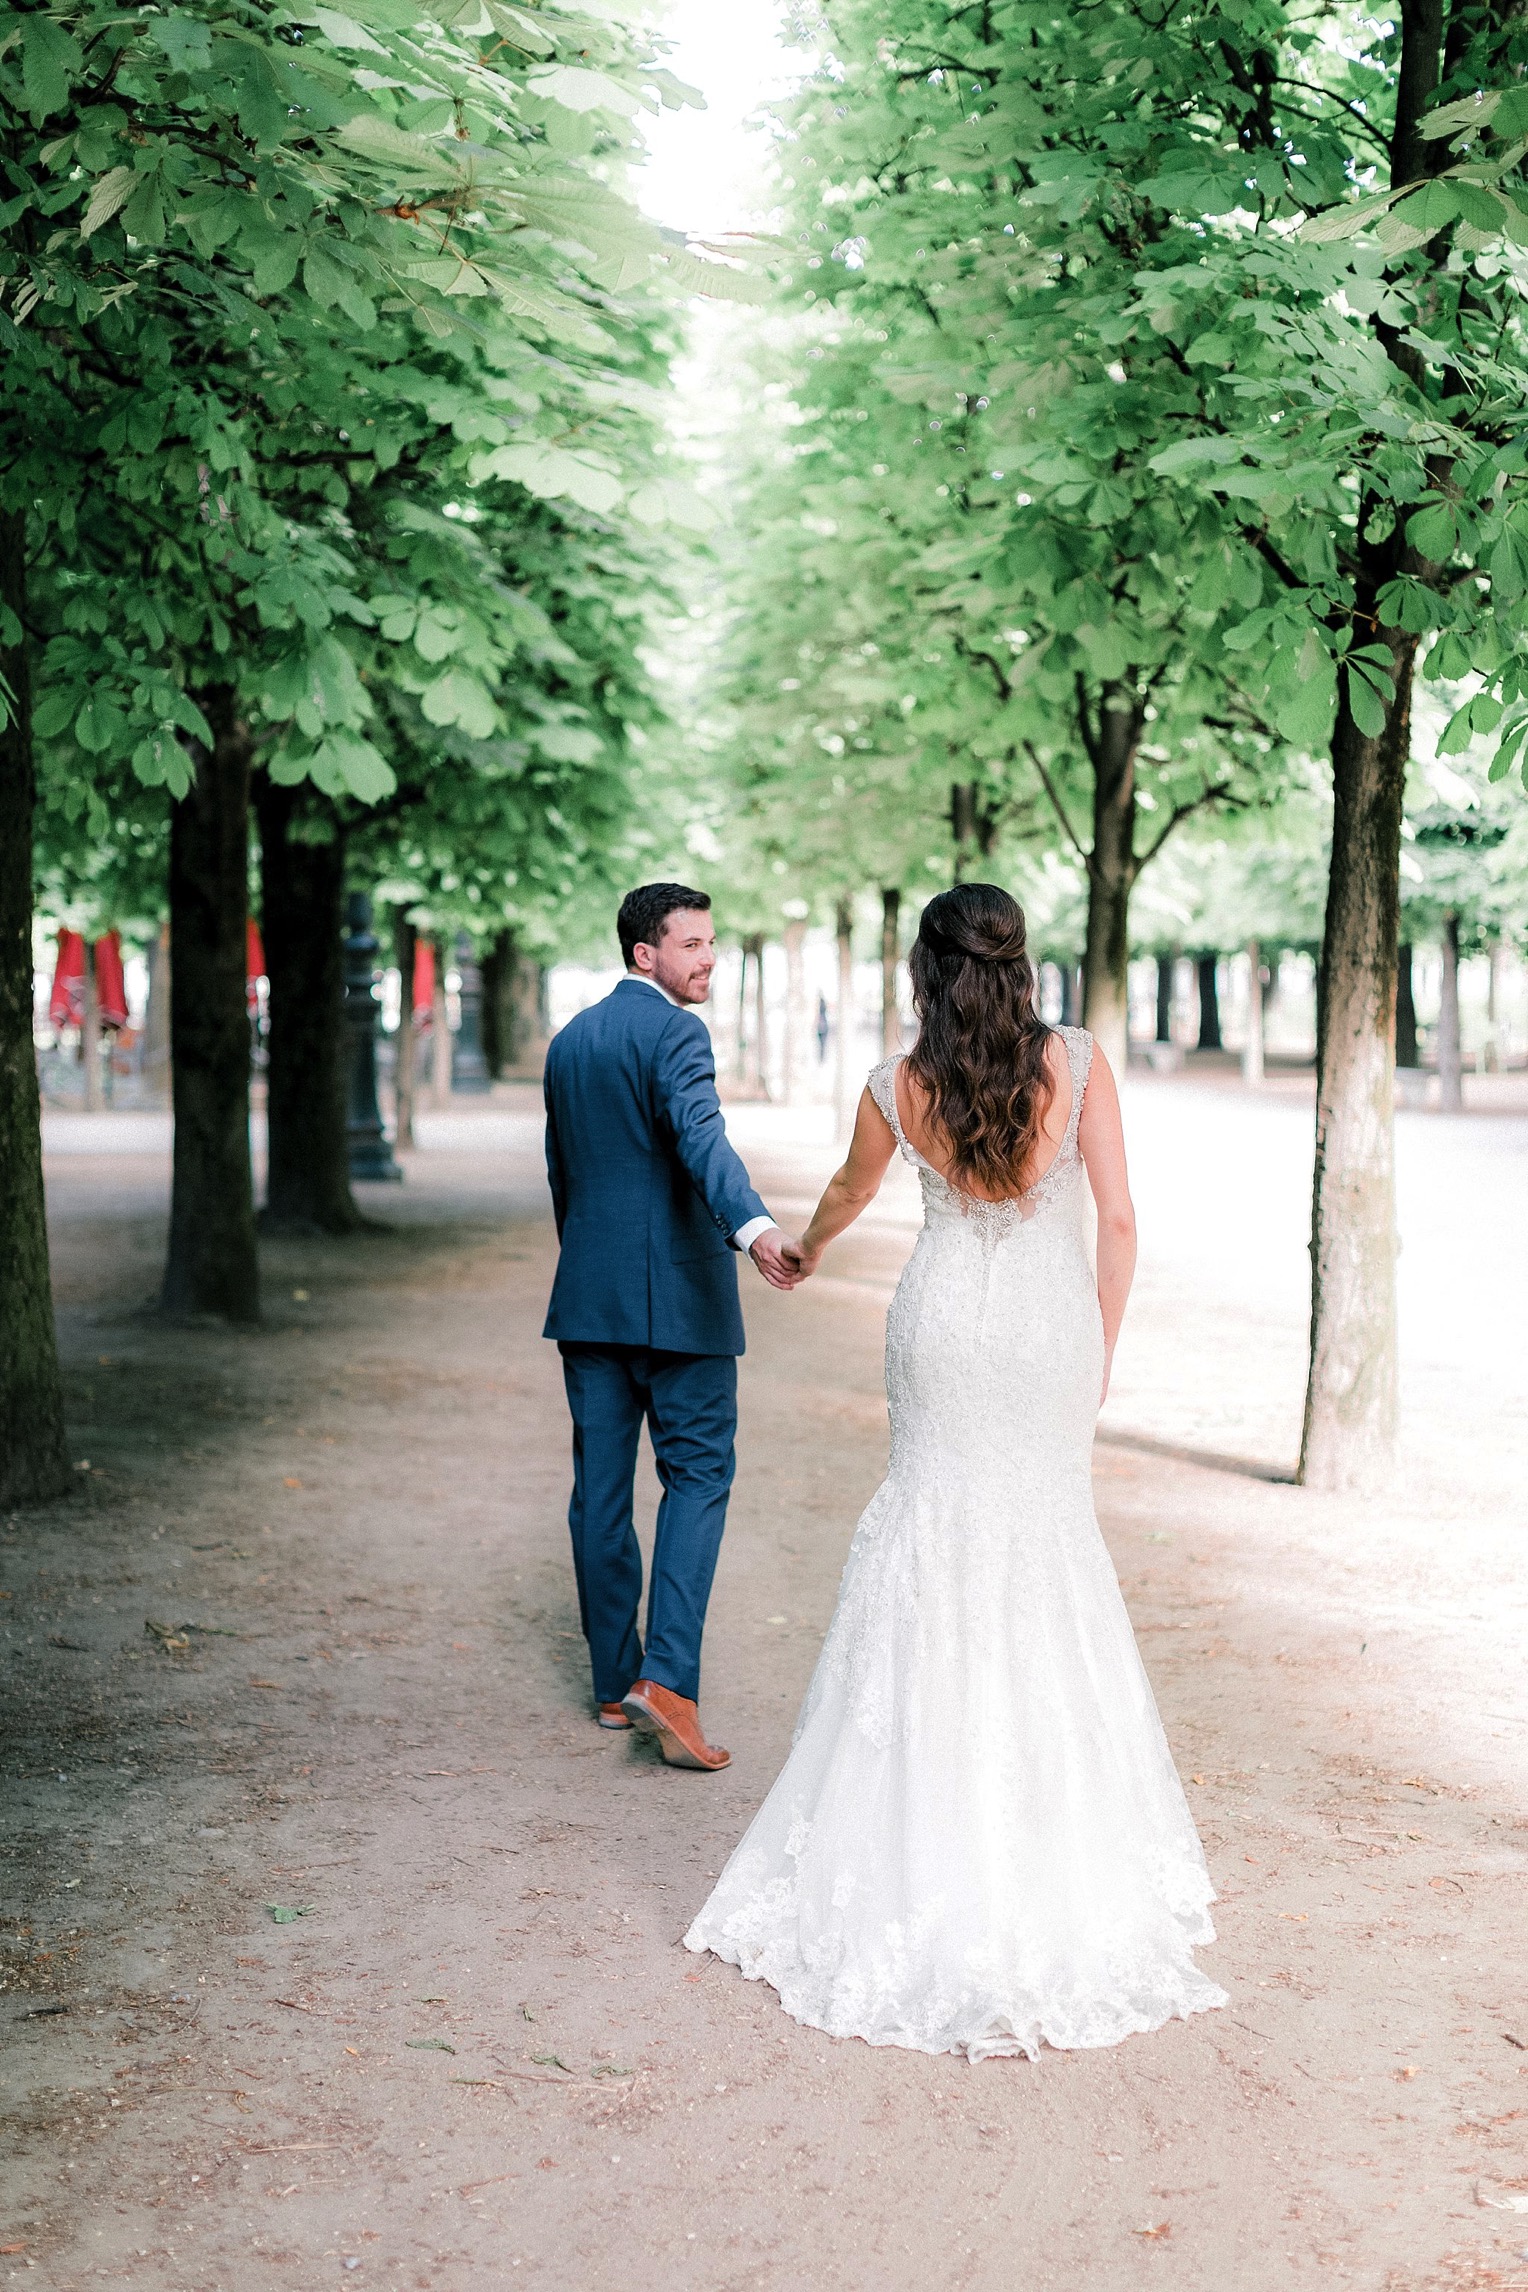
122, 178, 167, 247
266, 1904, 316, 1924
1406, 502, 1457, 559
79, 167, 136, 241
527, 64, 643, 117
21, 14, 80, 119
421, 669, 498, 740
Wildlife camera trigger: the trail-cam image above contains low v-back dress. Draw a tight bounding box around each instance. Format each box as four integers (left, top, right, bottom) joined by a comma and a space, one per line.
685, 1027, 1226, 2059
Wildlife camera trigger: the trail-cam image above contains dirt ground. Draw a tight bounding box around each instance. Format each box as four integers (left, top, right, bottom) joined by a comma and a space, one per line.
3, 1079, 1527, 2292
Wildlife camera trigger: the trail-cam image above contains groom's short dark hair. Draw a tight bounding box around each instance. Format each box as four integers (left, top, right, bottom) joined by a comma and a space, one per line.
618, 882, 710, 968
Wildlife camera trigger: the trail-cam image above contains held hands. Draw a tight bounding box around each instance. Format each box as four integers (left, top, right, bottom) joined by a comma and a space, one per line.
749, 1230, 810, 1291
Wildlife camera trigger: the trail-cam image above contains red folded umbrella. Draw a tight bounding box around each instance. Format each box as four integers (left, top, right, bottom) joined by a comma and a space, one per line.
94, 931, 128, 1029
246, 918, 266, 1016
49, 929, 86, 1029
412, 937, 435, 1024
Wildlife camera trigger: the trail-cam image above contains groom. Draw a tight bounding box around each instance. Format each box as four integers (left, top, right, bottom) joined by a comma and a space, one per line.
542, 883, 800, 1772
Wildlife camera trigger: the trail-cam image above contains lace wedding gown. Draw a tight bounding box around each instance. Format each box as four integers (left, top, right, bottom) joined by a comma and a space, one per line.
685, 1027, 1226, 2059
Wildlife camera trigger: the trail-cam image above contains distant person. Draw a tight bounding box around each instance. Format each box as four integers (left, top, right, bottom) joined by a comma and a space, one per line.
686, 883, 1226, 2058
542, 883, 803, 1773
815, 993, 830, 1063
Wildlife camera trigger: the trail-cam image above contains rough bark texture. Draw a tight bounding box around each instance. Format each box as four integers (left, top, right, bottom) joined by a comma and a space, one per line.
0, 508, 69, 1503
1436, 914, 1462, 1111
1299, 0, 1447, 1490
254, 779, 358, 1235
161, 688, 260, 1322
880, 888, 901, 1055
1079, 691, 1142, 1076
1395, 942, 1418, 1068
1196, 954, 1222, 1051
1300, 629, 1414, 1490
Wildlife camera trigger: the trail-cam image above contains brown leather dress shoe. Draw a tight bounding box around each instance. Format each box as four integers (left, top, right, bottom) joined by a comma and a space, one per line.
620, 1680, 729, 1770
597, 1701, 633, 1731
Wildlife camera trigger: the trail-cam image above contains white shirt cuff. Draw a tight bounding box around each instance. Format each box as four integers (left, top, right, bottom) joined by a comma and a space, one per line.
734, 1215, 778, 1254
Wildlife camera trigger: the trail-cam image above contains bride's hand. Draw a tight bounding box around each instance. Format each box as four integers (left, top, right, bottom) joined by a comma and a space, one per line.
781, 1236, 821, 1280
1100, 1348, 1114, 1407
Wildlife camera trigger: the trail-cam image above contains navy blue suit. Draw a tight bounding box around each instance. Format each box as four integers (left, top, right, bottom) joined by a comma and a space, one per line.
543, 979, 770, 1703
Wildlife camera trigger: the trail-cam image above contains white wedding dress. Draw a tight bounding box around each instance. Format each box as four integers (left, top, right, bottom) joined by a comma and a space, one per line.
685, 1028, 1226, 2059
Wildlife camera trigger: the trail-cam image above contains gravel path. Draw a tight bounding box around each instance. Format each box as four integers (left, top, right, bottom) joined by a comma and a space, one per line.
3, 1078, 1526, 2291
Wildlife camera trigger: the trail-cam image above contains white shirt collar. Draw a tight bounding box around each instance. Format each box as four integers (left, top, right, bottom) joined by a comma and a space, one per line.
626, 971, 684, 1009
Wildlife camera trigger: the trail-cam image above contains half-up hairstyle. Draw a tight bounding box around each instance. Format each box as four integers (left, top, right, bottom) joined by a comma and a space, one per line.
903, 884, 1055, 1194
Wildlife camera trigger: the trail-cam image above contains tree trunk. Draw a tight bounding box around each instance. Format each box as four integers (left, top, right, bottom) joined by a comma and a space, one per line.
1436, 913, 1462, 1112
510, 958, 548, 1076
254, 779, 358, 1234
162, 688, 260, 1320
1155, 953, 1174, 1044
783, 917, 808, 1103
0, 508, 69, 1503
1395, 940, 1418, 1068
834, 899, 857, 1141
1242, 940, 1265, 1088
1196, 954, 1222, 1051
392, 912, 416, 1150
1299, 632, 1415, 1491
1300, 0, 1450, 1489
880, 887, 902, 1055
740, 933, 764, 1096
1080, 695, 1139, 1074
480, 930, 539, 1080
81, 947, 104, 1112
754, 935, 771, 1101
430, 942, 451, 1108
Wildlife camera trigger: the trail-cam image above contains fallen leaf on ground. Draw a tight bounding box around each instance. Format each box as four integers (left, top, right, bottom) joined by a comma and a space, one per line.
1133, 2222, 1172, 2239
48, 1635, 90, 1651
1505, 2034, 1528, 2050
249, 1680, 281, 1691
1396, 2065, 1420, 2080
1278, 1911, 1308, 1921
591, 2065, 634, 2077
145, 1619, 190, 1651
274, 1997, 325, 2013
283, 1478, 303, 1489
532, 2054, 572, 2072
344, 2047, 360, 2057
265, 1905, 315, 1924
0, 2245, 27, 2255
405, 2038, 456, 2054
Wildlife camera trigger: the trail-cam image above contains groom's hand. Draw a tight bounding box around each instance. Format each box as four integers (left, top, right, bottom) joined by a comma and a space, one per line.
749, 1230, 805, 1290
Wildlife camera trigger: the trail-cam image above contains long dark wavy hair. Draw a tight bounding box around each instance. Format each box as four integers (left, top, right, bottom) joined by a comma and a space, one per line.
903, 884, 1055, 1194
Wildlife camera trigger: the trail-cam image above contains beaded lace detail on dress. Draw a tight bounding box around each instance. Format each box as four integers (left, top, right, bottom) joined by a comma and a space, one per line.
685, 1025, 1226, 2060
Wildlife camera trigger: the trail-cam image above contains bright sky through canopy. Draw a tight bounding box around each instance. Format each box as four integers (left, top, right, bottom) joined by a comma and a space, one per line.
637, 0, 805, 241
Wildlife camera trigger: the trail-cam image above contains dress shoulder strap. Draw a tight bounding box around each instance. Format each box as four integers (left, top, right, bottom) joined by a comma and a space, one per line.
1057, 1027, 1093, 1153
866, 1053, 913, 1155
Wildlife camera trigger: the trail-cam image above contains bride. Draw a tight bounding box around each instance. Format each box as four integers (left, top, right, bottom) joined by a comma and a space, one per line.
685, 884, 1226, 2059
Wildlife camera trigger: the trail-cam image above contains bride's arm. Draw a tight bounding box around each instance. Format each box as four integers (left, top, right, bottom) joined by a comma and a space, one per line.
1076, 1047, 1137, 1403
785, 1090, 898, 1274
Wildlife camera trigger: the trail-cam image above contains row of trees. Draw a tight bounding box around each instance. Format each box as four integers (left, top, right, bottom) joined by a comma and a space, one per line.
0, 0, 760, 1503
703, 0, 1528, 1491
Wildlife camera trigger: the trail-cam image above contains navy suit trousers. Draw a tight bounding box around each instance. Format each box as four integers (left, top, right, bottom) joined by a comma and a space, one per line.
558, 1342, 737, 1705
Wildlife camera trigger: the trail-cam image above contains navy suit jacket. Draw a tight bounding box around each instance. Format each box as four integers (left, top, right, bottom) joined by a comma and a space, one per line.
542, 978, 770, 1357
